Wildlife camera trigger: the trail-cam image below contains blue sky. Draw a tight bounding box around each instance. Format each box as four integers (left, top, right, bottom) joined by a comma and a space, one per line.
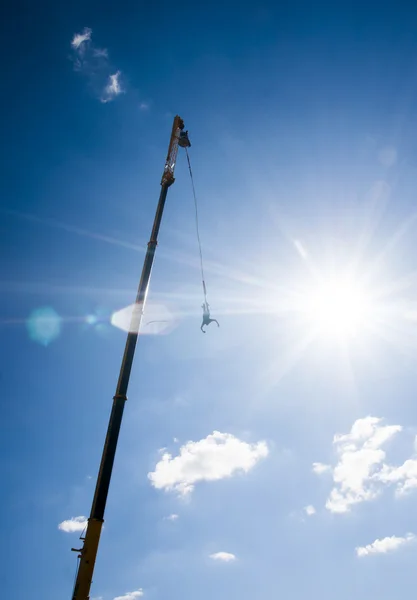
3, 1, 417, 599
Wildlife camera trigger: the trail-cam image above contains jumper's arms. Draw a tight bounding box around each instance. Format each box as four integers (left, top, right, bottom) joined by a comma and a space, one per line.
71, 116, 190, 600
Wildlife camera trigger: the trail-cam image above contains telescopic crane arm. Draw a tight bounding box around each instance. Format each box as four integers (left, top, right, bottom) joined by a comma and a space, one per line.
71, 116, 190, 600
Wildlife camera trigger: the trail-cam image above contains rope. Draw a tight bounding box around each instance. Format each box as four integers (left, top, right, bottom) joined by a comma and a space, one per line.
185, 147, 208, 304
72, 555, 80, 598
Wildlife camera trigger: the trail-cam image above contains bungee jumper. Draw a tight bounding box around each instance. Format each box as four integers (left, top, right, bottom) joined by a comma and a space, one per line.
200, 301, 219, 333
184, 146, 220, 334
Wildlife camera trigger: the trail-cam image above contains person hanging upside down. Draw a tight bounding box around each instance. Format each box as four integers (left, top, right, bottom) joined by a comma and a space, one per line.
201, 302, 219, 333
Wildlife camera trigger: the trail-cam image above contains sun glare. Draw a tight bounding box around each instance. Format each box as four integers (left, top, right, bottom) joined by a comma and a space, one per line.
302, 276, 373, 338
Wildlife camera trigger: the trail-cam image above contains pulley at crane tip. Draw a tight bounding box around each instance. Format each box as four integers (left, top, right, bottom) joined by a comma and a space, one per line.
179, 130, 191, 148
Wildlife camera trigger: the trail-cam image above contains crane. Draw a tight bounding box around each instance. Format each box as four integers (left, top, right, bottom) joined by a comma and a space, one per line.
71, 115, 191, 600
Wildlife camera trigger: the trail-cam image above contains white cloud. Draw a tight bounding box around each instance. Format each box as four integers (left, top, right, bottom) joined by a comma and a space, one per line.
99, 70, 125, 103
71, 27, 92, 50
356, 534, 415, 557
304, 505, 316, 516
314, 417, 402, 513
113, 590, 143, 600
210, 552, 236, 562
164, 513, 179, 521
58, 516, 88, 533
312, 462, 331, 474
70, 30, 123, 104
148, 431, 268, 495
100, 71, 123, 103
376, 458, 417, 496
139, 102, 150, 111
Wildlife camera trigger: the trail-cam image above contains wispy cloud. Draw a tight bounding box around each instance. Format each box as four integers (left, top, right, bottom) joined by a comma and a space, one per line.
139, 102, 150, 111
209, 552, 236, 562
71, 27, 92, 50
313, 416, 417, 513
101, 71, 123, 103
58, 516, 88, 532
114, 590, 143, 600
312, 462, 331, 475
148, 431, 268, 495
70, 27, 123, 103
304, 505, 316, 516
164, 513, 179, 521
356, 534, 415, 557
93, 48, 108, 58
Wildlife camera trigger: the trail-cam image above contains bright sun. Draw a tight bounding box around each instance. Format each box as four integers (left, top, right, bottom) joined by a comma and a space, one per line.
302, 276, 373, 338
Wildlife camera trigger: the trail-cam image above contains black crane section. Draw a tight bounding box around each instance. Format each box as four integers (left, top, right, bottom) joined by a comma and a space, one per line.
71, 116, 190, 600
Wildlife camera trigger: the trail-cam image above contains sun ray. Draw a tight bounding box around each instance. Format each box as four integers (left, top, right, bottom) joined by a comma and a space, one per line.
259, 330, 317, 397
0, 280, 138, 297
363, 211, 417, 284
1, 208, 146, 252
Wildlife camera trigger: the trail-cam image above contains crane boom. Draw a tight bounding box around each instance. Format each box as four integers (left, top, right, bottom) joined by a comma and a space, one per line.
71, 115, 190, 600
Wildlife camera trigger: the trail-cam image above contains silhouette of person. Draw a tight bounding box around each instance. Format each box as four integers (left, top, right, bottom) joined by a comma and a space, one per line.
201, 302, 219, 333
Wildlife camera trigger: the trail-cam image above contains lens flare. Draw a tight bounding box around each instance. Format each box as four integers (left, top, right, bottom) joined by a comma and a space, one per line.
82, 306, 112, 337
85, 314, 98, 326
26, 307, 62, 346
111, 302, 175, 335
